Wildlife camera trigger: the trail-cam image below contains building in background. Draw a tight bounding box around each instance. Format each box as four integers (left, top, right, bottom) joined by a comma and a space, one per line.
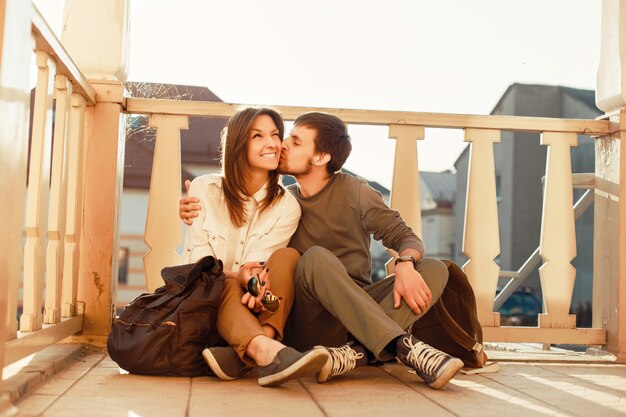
420, 171, 456, 260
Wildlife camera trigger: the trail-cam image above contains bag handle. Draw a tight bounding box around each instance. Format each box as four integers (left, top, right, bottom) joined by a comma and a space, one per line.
146, 259, 222, 310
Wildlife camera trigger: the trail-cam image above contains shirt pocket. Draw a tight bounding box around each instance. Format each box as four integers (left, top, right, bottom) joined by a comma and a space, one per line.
248, 217, 279, 243
201, 219, 228, 259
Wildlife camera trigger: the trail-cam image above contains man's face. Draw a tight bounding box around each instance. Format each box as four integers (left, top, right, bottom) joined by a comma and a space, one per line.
278, 124, 317, 176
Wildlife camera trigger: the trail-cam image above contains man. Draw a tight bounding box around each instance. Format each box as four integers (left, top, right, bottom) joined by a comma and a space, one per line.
180, 112, 463, 389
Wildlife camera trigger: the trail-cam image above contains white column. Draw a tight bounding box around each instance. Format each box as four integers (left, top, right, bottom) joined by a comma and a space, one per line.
62, 94, 86, 318
596, 0, 626, 112
62, 0, 129, 341
144, 114, 188, 291
21, 51, 56, 332
462, 129, 501, 327
62, 0, 129, 81
44, 74, 72, 324
0, 0, 33, 413
594, 0, 626, 362
538, 132, 578, 329
388, 124, 424, 237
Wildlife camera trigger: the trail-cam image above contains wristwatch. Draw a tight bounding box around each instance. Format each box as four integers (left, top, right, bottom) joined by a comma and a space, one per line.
394, 255, 418, 269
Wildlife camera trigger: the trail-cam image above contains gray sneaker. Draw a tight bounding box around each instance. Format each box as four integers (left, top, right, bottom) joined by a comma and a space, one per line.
396, 334, 464, 389
257, 347, 330, 387
202, 346, 252, 381
315, 344, 365, 383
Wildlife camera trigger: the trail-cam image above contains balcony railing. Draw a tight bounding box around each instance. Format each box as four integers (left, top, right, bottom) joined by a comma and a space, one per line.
126, 99, 611, 347
1, 5, 95, 367
0, 2, 622, 395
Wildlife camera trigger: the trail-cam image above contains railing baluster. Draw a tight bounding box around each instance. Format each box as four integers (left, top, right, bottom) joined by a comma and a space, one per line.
538, 132, 578, 329
21, 51, 56, 332
144, 114, 189, 291
462, 128, 501, 327
61, 93, 86, 318
388, 125, 424, 237
44, 75, 72, 324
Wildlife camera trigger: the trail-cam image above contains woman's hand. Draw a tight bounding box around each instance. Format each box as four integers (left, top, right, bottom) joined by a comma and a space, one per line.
239, 266, 271, 312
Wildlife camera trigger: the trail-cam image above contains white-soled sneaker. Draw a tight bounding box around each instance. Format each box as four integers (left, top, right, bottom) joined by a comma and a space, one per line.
314, 344, 365, 383
396, 334, 463, 390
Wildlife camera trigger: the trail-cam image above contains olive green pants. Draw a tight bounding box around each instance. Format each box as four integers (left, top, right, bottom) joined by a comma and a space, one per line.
283, 246, 448, 361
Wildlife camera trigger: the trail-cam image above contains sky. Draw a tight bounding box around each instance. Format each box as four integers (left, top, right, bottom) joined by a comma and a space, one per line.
35, 0, 602, 189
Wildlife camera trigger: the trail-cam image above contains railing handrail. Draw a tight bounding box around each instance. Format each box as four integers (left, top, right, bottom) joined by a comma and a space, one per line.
126, 97, 611, 135
32, 4, 96, 105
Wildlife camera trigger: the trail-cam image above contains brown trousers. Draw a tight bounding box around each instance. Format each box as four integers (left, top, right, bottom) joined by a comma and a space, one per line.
283, 246, 449, 361
216, 247, 300, 366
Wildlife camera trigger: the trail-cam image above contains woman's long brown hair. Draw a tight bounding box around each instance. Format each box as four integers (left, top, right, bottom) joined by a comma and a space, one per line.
220, 107, 285, 228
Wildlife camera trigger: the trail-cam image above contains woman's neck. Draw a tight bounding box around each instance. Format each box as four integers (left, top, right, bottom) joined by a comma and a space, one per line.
245, 171, 269, 196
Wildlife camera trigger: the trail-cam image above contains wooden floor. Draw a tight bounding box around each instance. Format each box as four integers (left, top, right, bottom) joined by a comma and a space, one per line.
11, 346, 626, 417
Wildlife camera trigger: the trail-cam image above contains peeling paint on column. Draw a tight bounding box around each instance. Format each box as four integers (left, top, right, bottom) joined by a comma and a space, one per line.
92, 272, 104, 300
596, 136, 620, 183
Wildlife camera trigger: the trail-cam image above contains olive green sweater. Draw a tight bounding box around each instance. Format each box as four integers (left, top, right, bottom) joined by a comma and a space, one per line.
287, 173, 425, 287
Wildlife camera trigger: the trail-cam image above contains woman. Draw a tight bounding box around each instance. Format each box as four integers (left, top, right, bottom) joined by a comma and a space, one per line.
182, 107, 328, 387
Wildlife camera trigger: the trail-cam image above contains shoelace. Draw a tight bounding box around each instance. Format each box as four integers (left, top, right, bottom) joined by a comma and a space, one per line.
402, 338, 448, 375
327, 345, 364, 377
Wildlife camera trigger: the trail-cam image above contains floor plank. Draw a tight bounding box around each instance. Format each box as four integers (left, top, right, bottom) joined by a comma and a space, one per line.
12, 352, 626, 417
383, 362, 580, 417
482, 363, 626, 417
189, 374, 325, 417
301, 364, 454, 417
39, 357, 190, 417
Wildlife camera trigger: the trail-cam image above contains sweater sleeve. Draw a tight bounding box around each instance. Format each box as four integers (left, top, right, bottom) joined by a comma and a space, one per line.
359, 181, 425, 257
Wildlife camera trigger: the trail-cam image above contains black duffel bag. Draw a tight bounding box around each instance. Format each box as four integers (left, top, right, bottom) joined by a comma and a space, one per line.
107, 256, 225, 376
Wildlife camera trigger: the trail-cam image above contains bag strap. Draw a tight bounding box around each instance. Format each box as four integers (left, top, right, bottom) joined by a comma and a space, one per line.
433, 299, 483, 353
146, 257, 223, 310
143, 291, 181, 310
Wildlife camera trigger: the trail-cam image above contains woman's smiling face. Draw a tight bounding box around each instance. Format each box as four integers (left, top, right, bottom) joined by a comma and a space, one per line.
246, 114, 282, 173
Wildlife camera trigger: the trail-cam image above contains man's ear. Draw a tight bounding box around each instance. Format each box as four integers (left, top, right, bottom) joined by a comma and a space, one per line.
313, 152, 331, 166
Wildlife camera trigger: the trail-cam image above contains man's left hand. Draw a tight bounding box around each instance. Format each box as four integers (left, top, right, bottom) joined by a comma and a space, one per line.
393, 261, 432, 315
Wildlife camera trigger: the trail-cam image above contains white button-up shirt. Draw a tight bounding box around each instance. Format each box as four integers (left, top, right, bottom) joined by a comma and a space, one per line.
182, 174, 301, 271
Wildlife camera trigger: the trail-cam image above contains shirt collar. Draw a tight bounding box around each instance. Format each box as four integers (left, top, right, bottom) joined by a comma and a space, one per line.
250, 181, 269, 204
212, 176, 269, 204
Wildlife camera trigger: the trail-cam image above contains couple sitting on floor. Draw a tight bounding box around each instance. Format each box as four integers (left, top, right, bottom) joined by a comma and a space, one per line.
178, 107, 462, 389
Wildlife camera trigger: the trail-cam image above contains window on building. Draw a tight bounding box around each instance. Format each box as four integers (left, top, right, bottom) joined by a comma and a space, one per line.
496, 173, 503, 203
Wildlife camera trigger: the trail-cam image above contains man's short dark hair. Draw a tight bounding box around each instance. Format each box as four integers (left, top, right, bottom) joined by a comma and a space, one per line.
293, 112, 352, 174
